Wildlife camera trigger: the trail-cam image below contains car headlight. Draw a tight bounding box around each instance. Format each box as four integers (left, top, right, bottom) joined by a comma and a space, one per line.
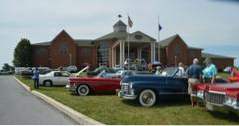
232, 99, 237, 106
196, 90, 204, 99
129, 82, 133, 89
225, 97, 238, 107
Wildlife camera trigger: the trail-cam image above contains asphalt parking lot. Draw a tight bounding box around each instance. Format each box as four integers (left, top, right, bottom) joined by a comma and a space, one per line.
0, 75, 76, 125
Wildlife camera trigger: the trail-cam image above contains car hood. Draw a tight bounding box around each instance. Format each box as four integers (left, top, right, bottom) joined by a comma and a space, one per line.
208, 83, 239, 93
194, 83, 207, 90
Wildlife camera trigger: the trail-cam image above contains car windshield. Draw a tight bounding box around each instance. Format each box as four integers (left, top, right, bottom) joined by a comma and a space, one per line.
159, 67, 178, 77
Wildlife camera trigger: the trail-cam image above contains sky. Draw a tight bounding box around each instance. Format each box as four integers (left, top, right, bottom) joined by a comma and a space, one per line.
0, 0, 239, 67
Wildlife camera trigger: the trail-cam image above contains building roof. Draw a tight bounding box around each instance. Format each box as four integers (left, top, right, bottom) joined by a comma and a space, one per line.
33, 41, 51, 46
158, 34, 178, 47
95, 31, 128, 41
95, 30, 156, 41
202, 52, 235, 59
188, 46, 203, 50
113, 20, 127, 27
32, 39, 94, 47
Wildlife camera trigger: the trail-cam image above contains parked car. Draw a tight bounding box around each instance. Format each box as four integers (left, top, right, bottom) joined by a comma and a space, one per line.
66, 71, 121, 96
63, 65, 78, 73
194, 81, 239, 111
20, 67, 33, 76
38, 67, 51, 74
39, 71, 71, 86
86, 66, 115, 76
124, 58, 147, 71
118, 67, 188, 107
0, 70, 14, 75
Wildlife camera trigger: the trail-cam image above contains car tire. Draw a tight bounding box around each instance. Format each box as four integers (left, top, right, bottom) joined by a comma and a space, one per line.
44, 80, 53, 87
139, 89, 157, 107
77, 85, 90, 96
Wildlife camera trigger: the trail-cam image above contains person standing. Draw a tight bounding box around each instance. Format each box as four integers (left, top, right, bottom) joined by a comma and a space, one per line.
32, 67, 40, 89
177, 62, 185, 77
186, 58, 202, 107
202, 58, 217, 84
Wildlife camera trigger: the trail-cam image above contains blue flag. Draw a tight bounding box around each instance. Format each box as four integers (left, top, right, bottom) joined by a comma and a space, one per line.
158, 24, 162, 31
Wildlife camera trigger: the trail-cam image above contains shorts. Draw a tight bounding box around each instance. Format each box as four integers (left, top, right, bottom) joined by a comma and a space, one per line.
188, 78, 200, 96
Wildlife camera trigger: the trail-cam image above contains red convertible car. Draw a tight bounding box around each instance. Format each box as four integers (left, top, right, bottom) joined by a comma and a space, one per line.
66, 71, 121, 96
194, 80, 239, 111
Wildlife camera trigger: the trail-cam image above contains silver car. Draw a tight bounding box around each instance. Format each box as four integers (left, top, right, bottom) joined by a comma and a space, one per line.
39, 71, 71, 86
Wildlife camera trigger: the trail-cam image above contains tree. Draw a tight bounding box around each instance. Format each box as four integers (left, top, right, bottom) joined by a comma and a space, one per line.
2, 63, 14, 71
13, 38, 33, 67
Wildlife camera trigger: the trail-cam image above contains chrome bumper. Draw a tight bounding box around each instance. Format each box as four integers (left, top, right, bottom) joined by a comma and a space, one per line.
65, 84, 76, 91
118, 90, 137, 100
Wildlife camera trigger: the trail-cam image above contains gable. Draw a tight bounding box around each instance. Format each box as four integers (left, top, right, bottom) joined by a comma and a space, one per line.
159, 34, 187, 48
129, 31, 156, 42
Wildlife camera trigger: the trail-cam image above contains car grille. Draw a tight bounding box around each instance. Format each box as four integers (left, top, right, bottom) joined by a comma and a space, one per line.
205, 92, 225, 105
121, 84, 130, 94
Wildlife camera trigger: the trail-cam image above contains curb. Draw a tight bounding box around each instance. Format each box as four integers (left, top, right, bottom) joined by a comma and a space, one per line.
14, 76, 104, 125
14, 76, 31, 92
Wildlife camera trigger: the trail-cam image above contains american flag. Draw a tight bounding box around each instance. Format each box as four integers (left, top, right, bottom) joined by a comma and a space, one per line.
128, 16, 133, 28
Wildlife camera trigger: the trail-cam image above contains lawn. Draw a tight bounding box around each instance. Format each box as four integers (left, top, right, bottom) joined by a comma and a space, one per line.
15, 74, 239, 125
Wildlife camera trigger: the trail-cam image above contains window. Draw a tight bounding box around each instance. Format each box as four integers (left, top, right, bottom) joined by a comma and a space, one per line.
175, 45, 180, 56
59, 43, 68, 55
97, 42, 109, 66
61, 72, 70, 77
54, 72, 62, 77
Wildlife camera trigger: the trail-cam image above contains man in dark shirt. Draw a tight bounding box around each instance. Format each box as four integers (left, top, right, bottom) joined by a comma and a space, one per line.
186, 58, 202, 107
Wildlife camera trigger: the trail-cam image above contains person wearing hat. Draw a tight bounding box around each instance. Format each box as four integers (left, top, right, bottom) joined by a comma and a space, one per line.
202, 58, 217, 84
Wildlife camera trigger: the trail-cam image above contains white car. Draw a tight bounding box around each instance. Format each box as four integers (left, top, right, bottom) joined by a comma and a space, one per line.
39, 71, 71, 86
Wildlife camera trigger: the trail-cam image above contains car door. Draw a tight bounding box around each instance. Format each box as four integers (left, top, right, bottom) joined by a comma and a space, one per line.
60, 71, 70, 85
94, 73, 120, 92
166, 76, 188, 94
53, 72, 63, 85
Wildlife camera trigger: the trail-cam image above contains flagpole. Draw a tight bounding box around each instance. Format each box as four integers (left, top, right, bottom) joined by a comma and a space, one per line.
127, 15, 130, 70
158, 16, 160, 42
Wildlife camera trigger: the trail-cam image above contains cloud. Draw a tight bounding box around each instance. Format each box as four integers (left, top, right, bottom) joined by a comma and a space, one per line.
0, 0, 239, 66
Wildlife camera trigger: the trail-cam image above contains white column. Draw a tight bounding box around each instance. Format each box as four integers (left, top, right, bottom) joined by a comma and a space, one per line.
120, 41, 125, 67
150, 42, 155, 63
112, 48, 114, 67
137, 47, 142, 59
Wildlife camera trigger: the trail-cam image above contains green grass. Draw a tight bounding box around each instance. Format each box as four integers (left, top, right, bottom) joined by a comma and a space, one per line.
15, 74, 239, 125
218, 72, 230, 79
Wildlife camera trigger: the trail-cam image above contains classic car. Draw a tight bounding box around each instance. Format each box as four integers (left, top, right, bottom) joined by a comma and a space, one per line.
118, 67, 188, 107
39, 71, 71, 86
194, 80, 239, 111
66, 71, 121, 96
86, 66, 116, 76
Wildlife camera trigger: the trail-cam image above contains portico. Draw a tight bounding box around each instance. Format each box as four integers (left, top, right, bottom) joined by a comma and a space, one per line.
111, 40, 155, 67
95, 20, 157, 67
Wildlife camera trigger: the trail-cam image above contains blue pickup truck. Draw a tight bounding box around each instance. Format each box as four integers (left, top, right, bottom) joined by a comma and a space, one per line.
118, 67, 188, 107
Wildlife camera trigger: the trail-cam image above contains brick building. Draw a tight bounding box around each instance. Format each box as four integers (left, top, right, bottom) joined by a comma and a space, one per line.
32, 20, 235, 70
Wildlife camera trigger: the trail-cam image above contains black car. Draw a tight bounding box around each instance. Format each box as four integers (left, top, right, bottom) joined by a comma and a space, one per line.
118, 67, 188, 107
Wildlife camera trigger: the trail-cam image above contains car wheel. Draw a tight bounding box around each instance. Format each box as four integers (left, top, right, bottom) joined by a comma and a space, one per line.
77, 85, 90, 96
139, 89, 157, 107
44, 80, 52, 87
